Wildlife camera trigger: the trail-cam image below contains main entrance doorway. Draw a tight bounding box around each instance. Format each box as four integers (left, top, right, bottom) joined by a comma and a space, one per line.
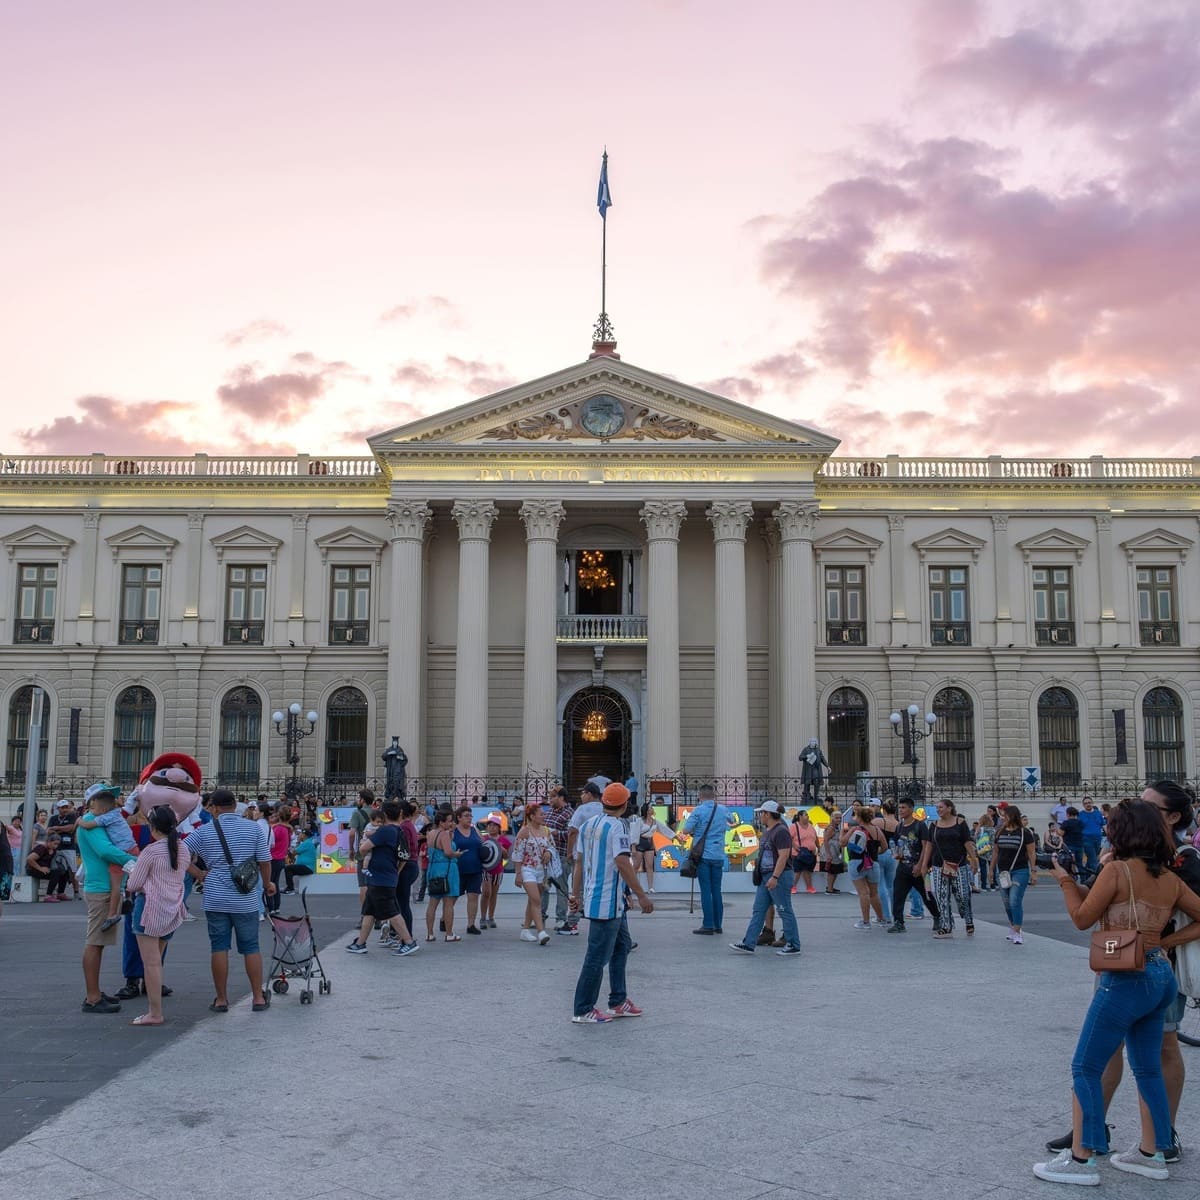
562, 687, 632, 796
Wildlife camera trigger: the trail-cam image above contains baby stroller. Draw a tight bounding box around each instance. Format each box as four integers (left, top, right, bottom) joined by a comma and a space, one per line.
267, 890, 331, 1004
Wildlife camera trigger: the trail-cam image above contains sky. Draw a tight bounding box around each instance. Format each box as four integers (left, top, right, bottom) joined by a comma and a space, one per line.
3, 0, 1198, 459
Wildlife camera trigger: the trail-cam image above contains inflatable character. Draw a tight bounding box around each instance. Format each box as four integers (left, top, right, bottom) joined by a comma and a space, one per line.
125, 752, 206, 840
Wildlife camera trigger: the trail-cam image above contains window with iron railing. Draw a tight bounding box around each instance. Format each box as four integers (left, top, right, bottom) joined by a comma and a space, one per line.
1033, 566, 1074, 646
15, 564, 56, 644
119, 564, 162, 644
1038, 686, 1081, 786
929, 567, 970, 645
1137, 567, 1178, 645
825, 567, 865, 645
225, 565, 267, 645
330, 566, 370, 644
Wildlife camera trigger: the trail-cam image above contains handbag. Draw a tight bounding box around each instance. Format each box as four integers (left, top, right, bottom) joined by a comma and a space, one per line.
1089, 861, 1145, 973
213, 818, 261, 895
997, 828, 1024, 889
679, 801, 719, 879
1171, 847, 1200, 997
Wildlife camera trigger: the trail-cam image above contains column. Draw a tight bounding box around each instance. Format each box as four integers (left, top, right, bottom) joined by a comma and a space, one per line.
707, 501, 754, 779
288, 512, 308, 644
385, 501, 432, 779
760, 518, 782, 778
639, 502, 687, 775
774, 502, 819, 779
887, 513, 907, 646
183, 511, 203, 644
451, 500, 499, 785
1095, 512, 1117, 643
76, 511, 100, 643
519, 500, 566, 776
992, 514, 1011, 644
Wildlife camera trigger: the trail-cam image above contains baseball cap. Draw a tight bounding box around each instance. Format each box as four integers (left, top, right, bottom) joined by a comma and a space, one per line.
581, 781, 603, 799
55, 799, 71, 808
84, 781, 122, 805
755, 799, 784, 815
601, 782, 630, 809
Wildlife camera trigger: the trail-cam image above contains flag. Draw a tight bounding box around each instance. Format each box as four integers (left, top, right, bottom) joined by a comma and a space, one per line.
597, 151, 612, 219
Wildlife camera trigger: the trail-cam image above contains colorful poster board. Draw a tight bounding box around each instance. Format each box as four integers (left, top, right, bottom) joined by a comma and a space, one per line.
316, 806, 355, 873
666, 804, 759, 874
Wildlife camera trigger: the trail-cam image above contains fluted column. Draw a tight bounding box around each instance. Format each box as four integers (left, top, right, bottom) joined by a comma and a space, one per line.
774, 502, 820, 779
639, 502, 687, 775
520, 500, 566, 776
708, 501, 754, 779
451, 500, 499, 786
385, 501, 432, 779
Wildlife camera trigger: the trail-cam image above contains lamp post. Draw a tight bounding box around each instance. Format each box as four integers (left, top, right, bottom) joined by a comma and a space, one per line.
272, 702, 318, 797
889, 703, 937, 803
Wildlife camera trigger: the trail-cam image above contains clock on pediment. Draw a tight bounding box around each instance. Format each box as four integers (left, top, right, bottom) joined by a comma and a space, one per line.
579, 394, 626, 439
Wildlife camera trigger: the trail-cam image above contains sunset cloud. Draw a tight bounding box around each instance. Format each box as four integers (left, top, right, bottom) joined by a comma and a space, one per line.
380, 296, 461, 325
222, 319, 291, 348
19, 396, 196, 455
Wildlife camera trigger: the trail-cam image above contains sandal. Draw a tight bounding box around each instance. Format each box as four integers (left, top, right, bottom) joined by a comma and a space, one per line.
444, 934, 461, 942
966, 924, 975, 936
425, 935, 436, 942
130, 1014, 164, 1026
208, 1000, 229, 1013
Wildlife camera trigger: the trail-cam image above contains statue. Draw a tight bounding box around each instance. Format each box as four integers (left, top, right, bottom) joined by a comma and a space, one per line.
382, 737, 408, 800
799, 738, 830, 805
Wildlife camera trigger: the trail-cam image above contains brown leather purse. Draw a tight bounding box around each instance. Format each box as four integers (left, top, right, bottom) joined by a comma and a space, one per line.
1089, 861, 1145, 973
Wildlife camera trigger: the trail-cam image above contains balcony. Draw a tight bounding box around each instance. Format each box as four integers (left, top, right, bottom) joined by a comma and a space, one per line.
329, 620, 369, 645
826, 621, 866, 646
1035, 621, 1076, 647
1140, 621, 1180, 646
119, 620, 160, 645
931, 622, 971, 646
557, 614, 648, 644
14, 620, 54, 644
224, 621, 265, 645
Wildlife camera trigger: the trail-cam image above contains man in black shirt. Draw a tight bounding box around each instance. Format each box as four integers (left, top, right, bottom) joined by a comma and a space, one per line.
47, 798, 81, 899
887, 798, 939, 933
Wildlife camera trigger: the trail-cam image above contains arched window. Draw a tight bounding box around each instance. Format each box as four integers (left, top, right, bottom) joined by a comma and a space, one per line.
325, 686, 367, 783
6, 686, 50, 784
113, 686, 156, 786
1143, 687, 1185, 782
933, 687, 975, 785
826, 687, 869, 782
218, 686, 262, 785
1038, 687, 1080, 787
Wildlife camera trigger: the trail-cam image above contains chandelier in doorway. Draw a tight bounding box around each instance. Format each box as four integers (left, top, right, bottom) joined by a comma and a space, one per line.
580, 708, 609, 742
577, 550, 616, 590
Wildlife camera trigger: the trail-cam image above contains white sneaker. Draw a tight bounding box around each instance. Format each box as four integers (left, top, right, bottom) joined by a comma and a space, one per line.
537, 930, 551, 945
1110, 1146, 1169, 1180
182, 912, 197, 922
1013, 932, 1024, 945
1032, 1149, 1100, 1186
520, 930, 537, 942
853, 919, 871, 930
1006, 930, 1016, 941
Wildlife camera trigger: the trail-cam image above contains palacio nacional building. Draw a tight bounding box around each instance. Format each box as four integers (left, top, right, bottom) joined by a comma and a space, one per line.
2, 342, 1197, 801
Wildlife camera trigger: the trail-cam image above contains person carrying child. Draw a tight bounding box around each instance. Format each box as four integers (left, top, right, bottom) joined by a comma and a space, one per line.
76, 781, 137, 930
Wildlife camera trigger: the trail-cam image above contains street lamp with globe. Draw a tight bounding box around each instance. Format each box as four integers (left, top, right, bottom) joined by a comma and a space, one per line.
889, 703, 937, 804
273, 702, 319, 797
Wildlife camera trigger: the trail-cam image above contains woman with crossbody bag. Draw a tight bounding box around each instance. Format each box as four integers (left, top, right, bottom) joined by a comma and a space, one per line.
929, 799, 976, 939
992, 804, 1038, 945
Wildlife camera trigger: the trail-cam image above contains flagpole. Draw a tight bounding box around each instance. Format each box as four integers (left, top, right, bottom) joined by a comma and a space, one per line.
592, 149, 616, 351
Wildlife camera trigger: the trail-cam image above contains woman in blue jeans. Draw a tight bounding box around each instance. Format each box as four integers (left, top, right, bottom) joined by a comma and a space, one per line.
991, 804, 1038, 945
682, 788, 726, 934
1034, 799, 1200, 1186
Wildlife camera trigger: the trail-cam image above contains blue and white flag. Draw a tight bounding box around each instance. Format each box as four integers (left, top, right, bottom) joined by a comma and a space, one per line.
597, 151, 612, 219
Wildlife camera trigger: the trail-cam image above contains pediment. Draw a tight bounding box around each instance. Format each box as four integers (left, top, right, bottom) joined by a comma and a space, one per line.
368, 358, 839, 454
105, 525, 180, 560
313, 526, 388, 560
813, 527, 884, 561
2, 524, 75, 559
1120, 528, 1194, 561
209, 525, 284, 563
1015, 528, 1091, 561
912, 527, 988, 561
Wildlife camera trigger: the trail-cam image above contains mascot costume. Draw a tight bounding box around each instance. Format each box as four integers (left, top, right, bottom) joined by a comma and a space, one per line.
115, 752, 205, 999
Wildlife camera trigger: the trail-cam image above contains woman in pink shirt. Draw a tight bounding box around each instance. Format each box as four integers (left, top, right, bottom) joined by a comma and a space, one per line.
266, 807, 291, 914
125, 805, 191, 1026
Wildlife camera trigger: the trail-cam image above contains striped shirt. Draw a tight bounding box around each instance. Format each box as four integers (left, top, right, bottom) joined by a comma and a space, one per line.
126, 837, 190, 937
186, 814, 270, 914
578, 813, 630, 921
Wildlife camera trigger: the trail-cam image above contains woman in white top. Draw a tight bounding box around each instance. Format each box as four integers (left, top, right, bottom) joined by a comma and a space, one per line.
514, 803, 555, 945
627, 803, 678, 895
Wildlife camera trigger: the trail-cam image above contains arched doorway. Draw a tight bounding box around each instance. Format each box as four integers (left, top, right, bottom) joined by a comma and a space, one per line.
562, 688, 631, 796
826, 686, 869, 783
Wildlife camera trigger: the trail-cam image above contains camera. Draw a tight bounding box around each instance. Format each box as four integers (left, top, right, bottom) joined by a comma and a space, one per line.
1035, 847, 1082, 875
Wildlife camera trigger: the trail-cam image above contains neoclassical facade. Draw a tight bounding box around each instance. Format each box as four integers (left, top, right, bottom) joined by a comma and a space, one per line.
2, 353, 1197, 797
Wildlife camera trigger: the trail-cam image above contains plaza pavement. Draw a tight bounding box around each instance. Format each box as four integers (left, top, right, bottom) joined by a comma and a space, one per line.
0, 890, 1196, 1200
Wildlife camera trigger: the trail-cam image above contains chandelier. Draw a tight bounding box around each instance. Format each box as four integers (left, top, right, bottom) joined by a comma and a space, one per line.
577, 550, 616, 590
580, 709, 609, 742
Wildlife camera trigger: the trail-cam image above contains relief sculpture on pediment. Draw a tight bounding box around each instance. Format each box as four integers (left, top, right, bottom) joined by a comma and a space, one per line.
481, 394, 725, 442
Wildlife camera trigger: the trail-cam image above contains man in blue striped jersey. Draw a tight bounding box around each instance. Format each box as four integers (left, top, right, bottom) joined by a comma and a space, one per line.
569, 782, 653, 1024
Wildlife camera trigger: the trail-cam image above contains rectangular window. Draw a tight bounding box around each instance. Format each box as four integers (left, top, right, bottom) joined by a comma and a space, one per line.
15, 564, 57, 643
224, 565, 267, 644
329, 565, 371, 643
119, 564, 162, 644
1033, 566, 1075, 645
929, 567, 970, 645
1137, 567, 1178, 644
824, 566, 866, 644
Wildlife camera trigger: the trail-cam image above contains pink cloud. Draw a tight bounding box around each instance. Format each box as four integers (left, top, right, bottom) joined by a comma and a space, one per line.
19, 396, 195, 454
380, 296, 460, 325
222, 319, 290, 348
391, 355, 515, 396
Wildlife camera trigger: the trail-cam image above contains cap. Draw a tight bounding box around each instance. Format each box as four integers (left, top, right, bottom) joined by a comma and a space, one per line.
601, 782, 630, 809
755, 799, 784, 815
55, 799, 71, 808
84, 781, 122, 804
581, 781, 603, 799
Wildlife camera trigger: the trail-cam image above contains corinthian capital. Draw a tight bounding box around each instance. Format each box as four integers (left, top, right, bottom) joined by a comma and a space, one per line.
772, 501, 819, 542
451, 500, 499, 542
387, 501, 433, 542
519, 500, 566, 542
640, 501, 687, 541
760, 517, 782, 558
706, 500, 754, 542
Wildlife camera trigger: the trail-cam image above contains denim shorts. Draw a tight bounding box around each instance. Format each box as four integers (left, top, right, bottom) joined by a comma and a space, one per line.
131, 894, 176, 941
1164, 990, 1187, 1034
206, 910, 260, 954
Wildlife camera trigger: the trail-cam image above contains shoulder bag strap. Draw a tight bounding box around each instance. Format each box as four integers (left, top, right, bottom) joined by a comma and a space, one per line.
1121, 860, 1139, 932
212, 817, 236, 867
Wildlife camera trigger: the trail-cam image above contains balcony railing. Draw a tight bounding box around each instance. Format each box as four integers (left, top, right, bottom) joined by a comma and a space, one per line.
1035, 621, 1076, 646
1140, 621, 1180, 646
118, 620, 160, 645
557, 614, 648, 643
819, 456, 1199, 481
826, 621, 866, 645
224, 621, 265, 645
0, 453, 381, 479
14, 620, 54, 644
931, 621, 971, 646
329, 620, 369, 645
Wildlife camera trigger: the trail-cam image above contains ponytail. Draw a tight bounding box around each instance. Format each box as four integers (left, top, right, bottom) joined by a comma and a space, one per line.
149, 804, 180, 869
